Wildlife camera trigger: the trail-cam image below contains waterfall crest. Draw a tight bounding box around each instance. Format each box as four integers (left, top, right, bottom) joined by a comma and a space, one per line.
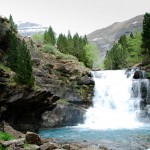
80, 70, 150, 129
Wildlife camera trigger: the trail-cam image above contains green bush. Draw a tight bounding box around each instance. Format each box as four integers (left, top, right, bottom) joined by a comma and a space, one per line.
42, 44, 57, 54
0, 145, 6, 150
56, 52, 77, 60
31, 33, 44, 44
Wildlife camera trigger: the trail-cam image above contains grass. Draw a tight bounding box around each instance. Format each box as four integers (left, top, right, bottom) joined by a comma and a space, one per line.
0, 63, 11, 73
0, 63, 17, 86
57, 98, 69, 105
0, 132, 15, 150
0, 131, 15, 141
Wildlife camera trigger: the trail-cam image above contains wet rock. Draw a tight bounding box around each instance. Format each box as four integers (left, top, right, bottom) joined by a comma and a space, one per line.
77, 76, 94, 85
42, 104, 85, 127
99, 145, 108, 150
25, 132, 43, 145
133, 70, 143, 79
40, 142, 58, 150
62, 144, 70, 150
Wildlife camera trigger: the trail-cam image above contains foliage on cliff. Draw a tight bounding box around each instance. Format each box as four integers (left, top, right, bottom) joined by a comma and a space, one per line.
6, 15, 34, 86
104, 32, 143, 69
141, 12, 150, 63
32, 30, 100, 69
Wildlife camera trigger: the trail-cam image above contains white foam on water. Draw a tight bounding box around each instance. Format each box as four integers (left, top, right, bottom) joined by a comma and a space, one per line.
79, 70, 145, 129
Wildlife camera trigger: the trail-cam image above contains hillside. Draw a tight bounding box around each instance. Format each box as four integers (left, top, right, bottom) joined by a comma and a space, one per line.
0, 16, 94, 132
87, 15, 143, 59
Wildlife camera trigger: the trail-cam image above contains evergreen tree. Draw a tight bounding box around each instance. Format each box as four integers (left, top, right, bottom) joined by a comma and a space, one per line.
104, 43, 127, 70
66, 31, 74, 54
44, 26, 56, 46
141, 13, 150, 62
15, 40, 34, 86
7, 32, 18, 72
118, 34, 128, 48
130, 32, 134, 39
72, 33, 80, 57
57, 33, 68, 53
9, 14, 17, 33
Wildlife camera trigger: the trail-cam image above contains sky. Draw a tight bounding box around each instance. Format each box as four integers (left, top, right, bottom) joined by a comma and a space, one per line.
0, 0, 150, 35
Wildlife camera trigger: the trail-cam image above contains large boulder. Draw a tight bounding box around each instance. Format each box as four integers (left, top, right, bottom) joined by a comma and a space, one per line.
25, 132, 43, 145
42, 104, 85, 127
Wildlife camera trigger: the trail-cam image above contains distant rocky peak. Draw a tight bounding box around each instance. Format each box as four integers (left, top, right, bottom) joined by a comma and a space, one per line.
87, 15, 144, 59
17, 21, 48, 37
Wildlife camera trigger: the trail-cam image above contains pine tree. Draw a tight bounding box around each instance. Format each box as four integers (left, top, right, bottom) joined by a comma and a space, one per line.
118, 34, 128, 48
66, 31, 74, 54
141, 13, 150, 62
57, 33, 67, 53
130, 32, 134, 39
44, 26, 56, 46
9, 14, 17, 33
72, 33, 80, 57
15, 40, 34, 86
7, 32, 18, 72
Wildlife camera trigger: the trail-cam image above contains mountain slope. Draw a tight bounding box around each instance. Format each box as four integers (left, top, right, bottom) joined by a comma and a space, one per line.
87, 15, 144, 59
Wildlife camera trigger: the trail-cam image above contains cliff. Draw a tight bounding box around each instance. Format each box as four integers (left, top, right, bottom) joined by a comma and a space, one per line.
0, 16, 94, 132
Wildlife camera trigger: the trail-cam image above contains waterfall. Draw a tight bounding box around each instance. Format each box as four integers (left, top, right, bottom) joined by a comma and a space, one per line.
80, 70, 150, 129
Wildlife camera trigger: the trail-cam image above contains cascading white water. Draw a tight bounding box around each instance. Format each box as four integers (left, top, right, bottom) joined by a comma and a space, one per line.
80, 70, 146, 129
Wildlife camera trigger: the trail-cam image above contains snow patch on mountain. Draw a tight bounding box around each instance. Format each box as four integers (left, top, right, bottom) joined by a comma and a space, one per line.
17, 21, 48, 37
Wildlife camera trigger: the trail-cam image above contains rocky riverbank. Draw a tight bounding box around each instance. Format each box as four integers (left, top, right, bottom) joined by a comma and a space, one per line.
1, 122, 150, 150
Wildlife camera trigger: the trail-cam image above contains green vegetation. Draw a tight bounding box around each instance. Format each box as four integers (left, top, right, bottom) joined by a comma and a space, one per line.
31, 28, 100, 69
6, 32, 18, 72
0, 131, 15, 141
104, 33, 143, 69
9, 14, 17, 33
57, 98, 69, 105
104, 12, 150, 70
42, 43, 57, 54
31, 33, 44, 44
141, 12, 150, 63
6, 16, 34, 86
0, 63, 11, 73
44, 26, 56, 46
56, 32, 99, 69
14, 40, 35, 86
82, 43, 100, 68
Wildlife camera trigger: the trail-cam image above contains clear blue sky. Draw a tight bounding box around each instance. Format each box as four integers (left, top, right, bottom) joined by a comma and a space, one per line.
0, 0, 150, 35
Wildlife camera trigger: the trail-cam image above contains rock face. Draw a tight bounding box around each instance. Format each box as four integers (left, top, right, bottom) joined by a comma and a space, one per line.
42, 104, 85, 127
0, 81, 60, 132
0, 16, 94, 132
88, 15, 143, 59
